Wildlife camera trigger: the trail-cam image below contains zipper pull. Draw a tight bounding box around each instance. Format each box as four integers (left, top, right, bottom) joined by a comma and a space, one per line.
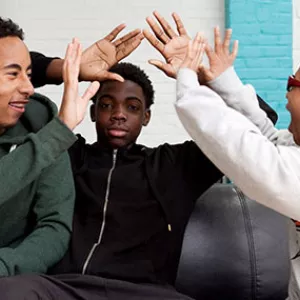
168, 224, 172, 232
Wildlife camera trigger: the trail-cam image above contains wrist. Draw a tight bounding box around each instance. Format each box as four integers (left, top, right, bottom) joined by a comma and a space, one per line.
46, 58, 64, 84
208, 66, 243, 98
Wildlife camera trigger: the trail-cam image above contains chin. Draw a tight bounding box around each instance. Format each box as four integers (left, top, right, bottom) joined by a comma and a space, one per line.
109, 140, 130, 149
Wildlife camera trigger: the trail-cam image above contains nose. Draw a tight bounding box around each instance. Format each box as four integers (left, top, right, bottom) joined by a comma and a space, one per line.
20, 75, 34, 97
111, 106, 127, 122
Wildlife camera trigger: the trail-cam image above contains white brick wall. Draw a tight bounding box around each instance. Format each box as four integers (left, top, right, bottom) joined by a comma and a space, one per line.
2, 0, 224, 145
294, 0, 300, 72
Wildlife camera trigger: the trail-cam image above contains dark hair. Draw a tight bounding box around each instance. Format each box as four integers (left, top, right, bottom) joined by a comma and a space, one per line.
94, 62, 154, 109
0, 17, 24, 40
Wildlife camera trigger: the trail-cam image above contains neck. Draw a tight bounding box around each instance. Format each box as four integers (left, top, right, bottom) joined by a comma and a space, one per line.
96, 140, 135, 151
0, 127, 5, 136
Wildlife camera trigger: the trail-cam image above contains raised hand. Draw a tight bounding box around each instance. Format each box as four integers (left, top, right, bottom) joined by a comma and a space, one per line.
199, 27, 238, 84
179, 32, 205, 74
80, 24, 144, 82
59, 38, 100, 130
143, 11, 190, 78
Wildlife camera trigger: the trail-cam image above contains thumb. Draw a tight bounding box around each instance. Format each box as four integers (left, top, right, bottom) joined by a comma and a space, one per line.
149, 59, 168, 72
93, 71, 124, 82
102, 71, 124, 82
148, 59, 175, 78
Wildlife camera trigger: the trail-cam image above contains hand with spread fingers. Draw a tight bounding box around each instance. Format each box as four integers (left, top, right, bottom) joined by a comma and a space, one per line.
80, 24, 144, 82
59, 38, 100, 130
198, 26, 238, 84
143, 11, 190, 79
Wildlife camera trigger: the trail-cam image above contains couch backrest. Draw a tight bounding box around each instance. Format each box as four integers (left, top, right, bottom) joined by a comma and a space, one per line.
175, 184, 290, 300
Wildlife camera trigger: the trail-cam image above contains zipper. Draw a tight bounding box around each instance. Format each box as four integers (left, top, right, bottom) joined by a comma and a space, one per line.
82, 149, 118, 274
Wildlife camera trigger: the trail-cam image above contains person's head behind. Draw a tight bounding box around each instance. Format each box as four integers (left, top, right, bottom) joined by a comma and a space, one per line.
286, 66, 300, 145
91, 62, 154, 148
0, 17, 34, 135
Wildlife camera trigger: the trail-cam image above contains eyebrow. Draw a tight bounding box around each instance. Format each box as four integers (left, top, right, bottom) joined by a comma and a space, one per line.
98, 94, 143, 103
3, 63, 32, 71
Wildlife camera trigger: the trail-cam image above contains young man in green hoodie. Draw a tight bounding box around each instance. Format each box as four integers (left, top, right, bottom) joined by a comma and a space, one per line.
0, 17, 143, 277
0, 17, 79, 276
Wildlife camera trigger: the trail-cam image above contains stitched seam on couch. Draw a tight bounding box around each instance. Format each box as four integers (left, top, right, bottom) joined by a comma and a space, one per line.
235, 186, 258, 300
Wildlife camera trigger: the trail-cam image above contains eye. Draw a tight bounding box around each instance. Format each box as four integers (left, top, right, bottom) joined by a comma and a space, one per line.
128, 104, 139, 111
7, 72, 18, 78
98, 103, 112, 110
27, 72, 32, 79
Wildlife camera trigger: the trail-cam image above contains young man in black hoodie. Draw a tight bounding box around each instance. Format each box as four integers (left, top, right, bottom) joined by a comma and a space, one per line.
0, 13, 278, 300
0, 65, 277, 300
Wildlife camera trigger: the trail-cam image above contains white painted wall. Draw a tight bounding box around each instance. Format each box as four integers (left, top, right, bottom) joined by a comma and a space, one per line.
294, 0, 300, 72
2, 0, 225, 145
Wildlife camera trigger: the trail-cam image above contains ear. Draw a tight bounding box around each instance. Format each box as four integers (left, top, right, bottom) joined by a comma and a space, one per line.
143, 109, 151, 126
90, 104, 96, 122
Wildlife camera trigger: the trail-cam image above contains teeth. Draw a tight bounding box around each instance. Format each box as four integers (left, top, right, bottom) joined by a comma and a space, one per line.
10, 103, 25, 108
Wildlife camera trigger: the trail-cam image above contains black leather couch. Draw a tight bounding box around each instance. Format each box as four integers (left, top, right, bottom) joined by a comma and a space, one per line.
175, 184, 290, 300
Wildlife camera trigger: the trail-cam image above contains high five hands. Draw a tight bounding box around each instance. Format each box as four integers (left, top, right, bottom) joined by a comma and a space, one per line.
58, 13, 238, 130
143, 12, 238, 83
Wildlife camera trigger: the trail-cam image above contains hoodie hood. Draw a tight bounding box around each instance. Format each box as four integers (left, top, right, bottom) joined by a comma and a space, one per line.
0, 92, 57, 144
20, 92, 57, 133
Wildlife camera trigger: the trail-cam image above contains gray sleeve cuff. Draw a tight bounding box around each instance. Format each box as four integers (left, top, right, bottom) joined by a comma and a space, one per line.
208, 67, 244, 99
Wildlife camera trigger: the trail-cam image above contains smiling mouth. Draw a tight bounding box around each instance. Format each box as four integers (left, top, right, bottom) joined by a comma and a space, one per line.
9, 102, 28, 113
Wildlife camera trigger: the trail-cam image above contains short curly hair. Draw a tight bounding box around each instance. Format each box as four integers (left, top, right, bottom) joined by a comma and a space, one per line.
0, 17, 24, 40
94, 62, 155, 109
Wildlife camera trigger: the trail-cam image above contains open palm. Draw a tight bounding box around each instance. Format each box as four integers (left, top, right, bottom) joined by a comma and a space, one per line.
144, 11, 190, 78
158, 35, 190, 77
80, 25, 144, 82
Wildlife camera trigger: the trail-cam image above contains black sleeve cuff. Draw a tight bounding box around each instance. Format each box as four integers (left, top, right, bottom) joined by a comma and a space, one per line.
30, 51, 59, 88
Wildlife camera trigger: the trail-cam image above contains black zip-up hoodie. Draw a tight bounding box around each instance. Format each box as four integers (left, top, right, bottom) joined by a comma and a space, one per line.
31, 51, 278, 285
49, 136, 223, 284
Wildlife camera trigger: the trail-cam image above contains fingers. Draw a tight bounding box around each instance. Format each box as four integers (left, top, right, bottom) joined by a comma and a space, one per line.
146, 15, 170, 44
204, 41, 215, 62
82, 81, 100, 102
104, 24, 126, 42
180, 32, 204, 72
214, 26, 222, 53
113, 29, 141, 47
193, 33, 205, 67
152, 11, 177, 39
223, 28, 232, 54
172, 12, 189, 37
116, 32, 144, 61
63, 38, 82, 84
143, 29, 165, 54
231, 39, 239, 59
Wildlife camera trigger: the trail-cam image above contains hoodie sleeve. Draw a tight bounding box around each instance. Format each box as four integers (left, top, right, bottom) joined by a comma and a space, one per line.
175, 68, 300, 220
207, 67, 284, 142
0, 151, 74, 276
30, 52, 60, 88
0, 117, 77, 207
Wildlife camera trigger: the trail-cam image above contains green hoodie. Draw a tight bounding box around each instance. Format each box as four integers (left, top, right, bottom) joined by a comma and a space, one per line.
0, 93, 77, 276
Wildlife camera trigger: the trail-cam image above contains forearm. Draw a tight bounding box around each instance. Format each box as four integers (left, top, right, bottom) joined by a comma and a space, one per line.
0, 118, 77, 204
0, 153, 75, 276
176, 68, 300, 220
30, 52, 63, 87
45, 58, 64, 84
208, 67, 278, 141
0, 225, 71, 276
